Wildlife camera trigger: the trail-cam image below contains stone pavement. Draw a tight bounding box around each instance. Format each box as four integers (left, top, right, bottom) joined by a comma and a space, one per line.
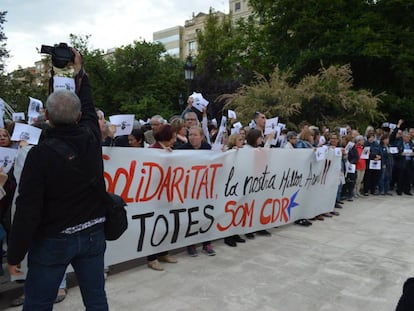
1, 193, 413, 311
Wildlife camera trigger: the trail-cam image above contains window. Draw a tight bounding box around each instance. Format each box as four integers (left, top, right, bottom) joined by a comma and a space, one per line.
235, 2, 241, 11
189, 41, 197, 53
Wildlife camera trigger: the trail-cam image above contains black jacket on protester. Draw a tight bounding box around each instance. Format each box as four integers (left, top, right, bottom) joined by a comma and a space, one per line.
8, 73, 109, 265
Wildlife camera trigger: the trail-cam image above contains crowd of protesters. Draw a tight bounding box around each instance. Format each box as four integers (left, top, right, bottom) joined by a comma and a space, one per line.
1, 88, 414, 308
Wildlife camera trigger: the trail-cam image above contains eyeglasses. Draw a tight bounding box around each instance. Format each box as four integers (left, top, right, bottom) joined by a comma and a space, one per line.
185, 118, 196, 121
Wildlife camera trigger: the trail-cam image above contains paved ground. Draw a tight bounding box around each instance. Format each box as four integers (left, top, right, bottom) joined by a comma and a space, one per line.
1, 193, 412, 310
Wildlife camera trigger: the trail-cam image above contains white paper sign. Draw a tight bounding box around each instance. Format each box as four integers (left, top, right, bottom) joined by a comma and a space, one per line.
11, 123, 42, 145
12, 112, 25, 121
0, 110, 4, 129
340, 127, 347, 136
212, 116, 227, 149
233, 122, 242, 129
53, 76, 75, 92
346, 163, 356, 174
191, 92, 209, 112
389, 147, 399, 154
230, 128, 239, 135
361, 146, 370, 159
334, 148, 342, 157
0, 98, 5, 112
0, 147, 17, 173
278, 123, 286, 130
109, 114, 135, 137
315, 146, 328, 161
369, 160, 381, 170
228, 110, 237, 119
403, 149, 413, 155
345, 142, 355, 153
28, 97, 43, 117
389, 123, 396, 130
318, 135, 326, 146
264, 117, 279, 135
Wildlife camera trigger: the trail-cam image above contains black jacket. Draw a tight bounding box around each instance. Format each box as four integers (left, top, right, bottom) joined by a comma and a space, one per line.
8, 74, 108, 265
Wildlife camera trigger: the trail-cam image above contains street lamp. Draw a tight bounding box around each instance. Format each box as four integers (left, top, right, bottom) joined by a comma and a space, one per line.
184, 55, 195, 96
178, 93, 184, 107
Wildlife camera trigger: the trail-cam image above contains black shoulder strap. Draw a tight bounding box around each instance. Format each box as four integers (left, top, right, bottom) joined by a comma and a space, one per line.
43, 138, 113, 206
43, 138, 78, 163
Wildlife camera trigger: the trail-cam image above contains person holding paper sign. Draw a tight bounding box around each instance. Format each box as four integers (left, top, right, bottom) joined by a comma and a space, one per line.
0, 128, 13, 148
390, 119, 404, 191
353, 135, 367, 197
223, 134, 247, 247
378, 134, 393, 195
342, 135, 358, 201
363, 133, 382, 195
396, 132, 414, 195
179, 126, 217, 256
146, 124, 178, 271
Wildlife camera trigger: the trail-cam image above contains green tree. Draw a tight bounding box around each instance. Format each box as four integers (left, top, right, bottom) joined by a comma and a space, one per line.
69, 35, 186, 119
0, 11, 9, 98
223, 64, 384, 131
247, 0, 414, 124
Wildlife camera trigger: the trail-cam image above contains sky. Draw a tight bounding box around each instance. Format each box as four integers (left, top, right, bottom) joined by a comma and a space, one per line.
2, 0, 228, 72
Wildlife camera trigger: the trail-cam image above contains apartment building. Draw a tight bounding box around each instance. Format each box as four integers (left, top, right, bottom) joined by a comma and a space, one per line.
153, 0, 253, 61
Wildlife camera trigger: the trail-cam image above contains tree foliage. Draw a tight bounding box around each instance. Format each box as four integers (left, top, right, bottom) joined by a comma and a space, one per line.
245, 0, 414, 124
223, 64, 384, 131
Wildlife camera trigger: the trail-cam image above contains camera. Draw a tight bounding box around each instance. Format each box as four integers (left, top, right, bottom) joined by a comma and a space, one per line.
40, 43, 75, 68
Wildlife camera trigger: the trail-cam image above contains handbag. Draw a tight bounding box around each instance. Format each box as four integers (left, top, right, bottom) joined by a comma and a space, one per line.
43, 138, 128, 241
104, 192, 128, 241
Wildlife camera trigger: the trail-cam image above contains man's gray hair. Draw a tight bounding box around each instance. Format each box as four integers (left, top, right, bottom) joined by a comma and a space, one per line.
46, 90, 81, 126
355, 135, 364, 143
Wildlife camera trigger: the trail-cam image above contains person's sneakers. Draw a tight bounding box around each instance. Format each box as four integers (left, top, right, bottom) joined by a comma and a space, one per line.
187, 245, 198, 257
245, 233, 255, 239
256, 230, 271, 236
147, 259, 164, 271
404, 192, 413, 196
337, 201, 344, 204
202, 244, 216, 256
335, 203, 343, 209
158, 255, 178, 263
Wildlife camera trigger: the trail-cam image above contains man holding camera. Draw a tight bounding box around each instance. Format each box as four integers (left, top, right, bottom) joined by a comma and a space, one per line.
7, 48, 110, 310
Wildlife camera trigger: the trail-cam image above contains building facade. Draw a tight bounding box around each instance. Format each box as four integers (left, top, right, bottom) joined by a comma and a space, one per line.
153, 0, 253, 61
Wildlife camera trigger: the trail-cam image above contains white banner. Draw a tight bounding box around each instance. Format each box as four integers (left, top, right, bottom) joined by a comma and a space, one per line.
103, 147, 341, 266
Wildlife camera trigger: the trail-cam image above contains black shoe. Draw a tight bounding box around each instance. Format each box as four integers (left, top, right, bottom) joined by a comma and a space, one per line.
256, 230, 271, 236
224, 238, 237, 247
294, 219, 312, 226
397, 191, 402, 195
337, 201, 344, 204
335, 203, 343, 209
245, 233, 255, 239
404, 192, 413, 196
234, 235, 246, 243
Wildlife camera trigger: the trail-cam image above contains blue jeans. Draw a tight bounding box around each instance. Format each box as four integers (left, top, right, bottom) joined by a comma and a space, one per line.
23, 223, 108, 311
